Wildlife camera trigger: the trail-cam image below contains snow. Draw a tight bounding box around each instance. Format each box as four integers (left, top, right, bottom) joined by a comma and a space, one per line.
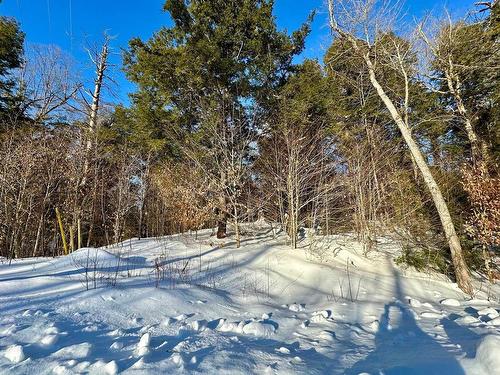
441, 298, 461, 307
4, 345, 25, 363
488, 316, 500, 326
477, 307, 499, 317
242, 321, 277, 337
462, 335, 500, 375
0, 227, 499, 374
138, 332, 151, 348
103, 360, 119, 374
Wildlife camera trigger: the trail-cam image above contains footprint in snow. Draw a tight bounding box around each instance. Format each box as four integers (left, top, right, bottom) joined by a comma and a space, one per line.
188, 300, 207, 304
288, 303, 305, 312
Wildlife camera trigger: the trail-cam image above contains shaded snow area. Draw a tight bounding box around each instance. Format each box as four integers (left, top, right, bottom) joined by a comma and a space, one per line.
1, 227, 499, 374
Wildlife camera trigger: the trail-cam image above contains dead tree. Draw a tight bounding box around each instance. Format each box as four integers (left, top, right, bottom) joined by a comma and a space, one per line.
69, 36, 111, 250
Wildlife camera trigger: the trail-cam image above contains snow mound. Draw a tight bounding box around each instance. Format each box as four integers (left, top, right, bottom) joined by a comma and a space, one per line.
288, 303, 305, 312
138, 332, 151, 348
187, 319, 208, 332
104, 360, 119, 375
477, 307, 498, 318
440, 298, 461, 307
40, 334, 58, 346
407, 297, 421, 308
69, 248, 119, 264
110, 342, 123, 350
4, 345, 25, 363
488, 316, 500, 326
463, 335, 500, 375
311, 310, 332, 323
136, 332, 151, 356
475, 335, 500, 371
0, 324, 17, 336
216, 320, 244, 333
466, 299, 492, 307
455, 315, 480, 325
53, 343, 92, 359
421, 311, 444, 319
242, 321, 276, 337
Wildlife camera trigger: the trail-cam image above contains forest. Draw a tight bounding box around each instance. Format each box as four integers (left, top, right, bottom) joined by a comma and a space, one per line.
0, 0, 498, 296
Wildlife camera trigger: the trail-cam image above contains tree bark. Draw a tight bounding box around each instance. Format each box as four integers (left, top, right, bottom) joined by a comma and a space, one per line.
363, 54, 473, 294
444, 71, 488, 167
216, 194, 228, 239
327, 0, 473, 293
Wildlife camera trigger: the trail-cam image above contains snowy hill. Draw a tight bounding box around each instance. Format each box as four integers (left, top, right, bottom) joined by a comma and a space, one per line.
1, 226, 499, 374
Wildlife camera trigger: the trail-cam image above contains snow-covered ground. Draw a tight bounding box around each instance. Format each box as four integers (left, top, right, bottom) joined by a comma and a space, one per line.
1, 224, 499, 374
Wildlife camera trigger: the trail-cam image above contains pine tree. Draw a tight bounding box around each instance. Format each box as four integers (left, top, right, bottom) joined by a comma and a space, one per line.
124, 0, 312, 238
0, 15, 24, 123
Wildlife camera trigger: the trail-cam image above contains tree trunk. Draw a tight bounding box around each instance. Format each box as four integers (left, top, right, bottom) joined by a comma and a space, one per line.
216, 194, 227, 239
363, 55, 473, 294
444, 72, 487, 167
81, 41, 108, 188
55, 207, 68, 255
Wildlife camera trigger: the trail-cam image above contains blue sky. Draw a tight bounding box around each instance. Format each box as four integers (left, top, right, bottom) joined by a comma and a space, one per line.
1, 0, 473, 104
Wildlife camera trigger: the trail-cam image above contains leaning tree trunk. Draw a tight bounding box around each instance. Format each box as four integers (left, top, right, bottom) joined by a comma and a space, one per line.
363, 55, 473, 295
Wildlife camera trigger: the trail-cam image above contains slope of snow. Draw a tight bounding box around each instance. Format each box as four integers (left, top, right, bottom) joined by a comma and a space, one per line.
0, 227, 499, 374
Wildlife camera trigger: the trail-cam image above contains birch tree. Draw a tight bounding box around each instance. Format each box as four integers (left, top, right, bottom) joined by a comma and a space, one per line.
327, 0, 474, 294
417, 18, 495, 168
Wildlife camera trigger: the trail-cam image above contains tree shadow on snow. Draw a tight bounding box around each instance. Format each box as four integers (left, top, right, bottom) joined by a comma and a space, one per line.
347, 262, 466, 375
440, 316, 482, 358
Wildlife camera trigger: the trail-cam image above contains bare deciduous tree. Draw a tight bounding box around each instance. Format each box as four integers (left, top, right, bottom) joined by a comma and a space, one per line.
17, 44, 81, 124
327, 0, 473, 294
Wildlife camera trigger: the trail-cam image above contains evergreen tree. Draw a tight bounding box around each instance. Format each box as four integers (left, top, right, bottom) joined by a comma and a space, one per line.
124, 0, 312, 237
0, 15, 24, 122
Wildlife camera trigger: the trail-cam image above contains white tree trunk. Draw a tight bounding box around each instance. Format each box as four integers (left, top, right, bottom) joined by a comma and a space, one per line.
363, 55, 473, 294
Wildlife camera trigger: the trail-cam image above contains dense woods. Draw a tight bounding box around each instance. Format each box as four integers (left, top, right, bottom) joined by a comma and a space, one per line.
0, 0, 498, 294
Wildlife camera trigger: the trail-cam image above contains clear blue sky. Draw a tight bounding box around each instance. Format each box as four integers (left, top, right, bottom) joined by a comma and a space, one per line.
1, 0, 473, 104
